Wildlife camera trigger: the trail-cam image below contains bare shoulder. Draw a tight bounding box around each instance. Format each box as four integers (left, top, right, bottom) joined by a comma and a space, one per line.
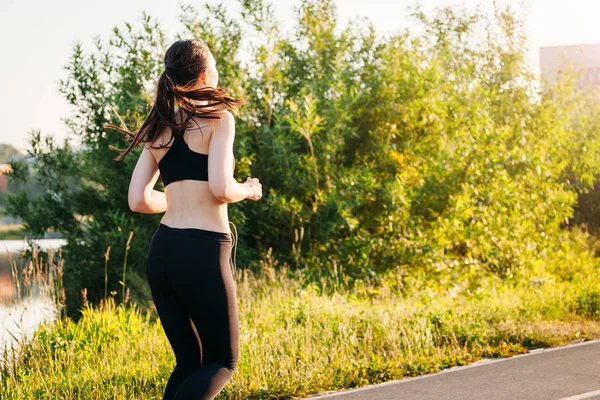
214, 110, 235, 124
211, 110, 235, 134
219, 109, 234, 118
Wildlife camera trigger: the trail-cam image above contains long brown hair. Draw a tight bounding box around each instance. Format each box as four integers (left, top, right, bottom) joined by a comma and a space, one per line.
105, 38, 245, 161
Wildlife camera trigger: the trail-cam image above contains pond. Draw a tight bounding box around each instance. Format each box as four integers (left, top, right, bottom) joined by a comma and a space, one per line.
0, 238, 66, 367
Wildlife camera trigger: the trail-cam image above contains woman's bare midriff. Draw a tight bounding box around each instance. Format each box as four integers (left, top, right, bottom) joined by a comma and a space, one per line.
153, 109, 231, 234
160, 182, 231, 234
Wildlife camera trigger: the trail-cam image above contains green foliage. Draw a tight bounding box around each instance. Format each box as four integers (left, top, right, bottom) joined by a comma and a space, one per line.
5, 0, 600, 320
5, 16, 167, 320
0, 144, 47, 209
32, 297, 147, 356
3, 260, 600, 399
231, 0, 600, 287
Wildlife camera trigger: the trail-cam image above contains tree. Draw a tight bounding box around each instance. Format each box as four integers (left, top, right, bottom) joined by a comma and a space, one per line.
6, 1, 600, 321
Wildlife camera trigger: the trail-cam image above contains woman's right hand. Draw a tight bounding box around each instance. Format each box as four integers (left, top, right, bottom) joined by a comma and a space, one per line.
244, 177, 262, 201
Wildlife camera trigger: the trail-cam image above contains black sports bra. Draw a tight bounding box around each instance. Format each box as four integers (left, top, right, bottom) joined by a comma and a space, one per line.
158, 128, 208, 187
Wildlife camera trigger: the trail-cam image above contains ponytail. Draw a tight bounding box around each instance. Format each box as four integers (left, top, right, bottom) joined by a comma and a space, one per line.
105, 68, 244, 161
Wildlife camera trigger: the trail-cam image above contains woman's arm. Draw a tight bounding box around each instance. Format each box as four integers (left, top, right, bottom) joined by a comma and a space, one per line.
208, 111, 252, 203
128, 145, 168, 214
138, 188, 167, 214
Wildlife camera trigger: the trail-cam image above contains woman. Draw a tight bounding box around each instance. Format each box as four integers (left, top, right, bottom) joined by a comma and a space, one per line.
105, 38, 262, 399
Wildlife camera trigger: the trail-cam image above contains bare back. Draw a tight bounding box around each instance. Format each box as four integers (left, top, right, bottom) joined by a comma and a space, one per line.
149, 108, 230, 233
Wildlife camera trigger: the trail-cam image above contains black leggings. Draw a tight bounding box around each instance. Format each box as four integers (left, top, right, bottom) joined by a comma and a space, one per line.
146, 223, 239, 400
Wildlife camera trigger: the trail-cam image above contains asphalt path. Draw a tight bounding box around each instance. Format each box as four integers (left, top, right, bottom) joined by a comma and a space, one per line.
299, 339, 600, 400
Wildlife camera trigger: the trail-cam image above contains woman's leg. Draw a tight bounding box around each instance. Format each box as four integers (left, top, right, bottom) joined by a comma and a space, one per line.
146, 231, 204, 400
169, 237, 239, 399
147, 227, 239, 400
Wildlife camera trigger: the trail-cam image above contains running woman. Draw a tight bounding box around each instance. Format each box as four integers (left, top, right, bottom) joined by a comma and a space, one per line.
105, 38, 262, 399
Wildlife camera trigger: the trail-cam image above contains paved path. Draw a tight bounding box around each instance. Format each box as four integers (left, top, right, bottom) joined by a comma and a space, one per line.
299, 339, 600, 400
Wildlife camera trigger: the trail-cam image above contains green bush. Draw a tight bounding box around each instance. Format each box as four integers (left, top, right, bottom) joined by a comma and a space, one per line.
4, 0, 600, 320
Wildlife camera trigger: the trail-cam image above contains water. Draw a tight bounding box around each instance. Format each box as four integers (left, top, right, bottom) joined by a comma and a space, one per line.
0, 294, 58, 368
1, 238, 67, 255
0, 238, 66, 369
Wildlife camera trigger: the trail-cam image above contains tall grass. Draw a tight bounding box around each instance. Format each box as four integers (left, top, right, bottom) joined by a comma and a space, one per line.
0, 228, 600, 399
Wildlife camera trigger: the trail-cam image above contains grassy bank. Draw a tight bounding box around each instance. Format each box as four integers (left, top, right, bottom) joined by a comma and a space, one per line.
0, 222, 24, 240
1, 254, 600, 399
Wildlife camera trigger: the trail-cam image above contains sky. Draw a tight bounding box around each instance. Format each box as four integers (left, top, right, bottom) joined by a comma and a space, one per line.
2, 0, 600, 152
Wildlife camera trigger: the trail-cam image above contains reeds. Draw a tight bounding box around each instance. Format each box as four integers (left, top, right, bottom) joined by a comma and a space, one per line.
1, 239, 600, 399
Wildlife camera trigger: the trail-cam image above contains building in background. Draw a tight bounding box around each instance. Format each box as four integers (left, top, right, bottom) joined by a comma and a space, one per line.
0, 164, 11, 191
540, 44, 600, 87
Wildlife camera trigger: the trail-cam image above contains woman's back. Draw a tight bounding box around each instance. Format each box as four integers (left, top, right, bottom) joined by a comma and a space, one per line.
150, 107, 230, 234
